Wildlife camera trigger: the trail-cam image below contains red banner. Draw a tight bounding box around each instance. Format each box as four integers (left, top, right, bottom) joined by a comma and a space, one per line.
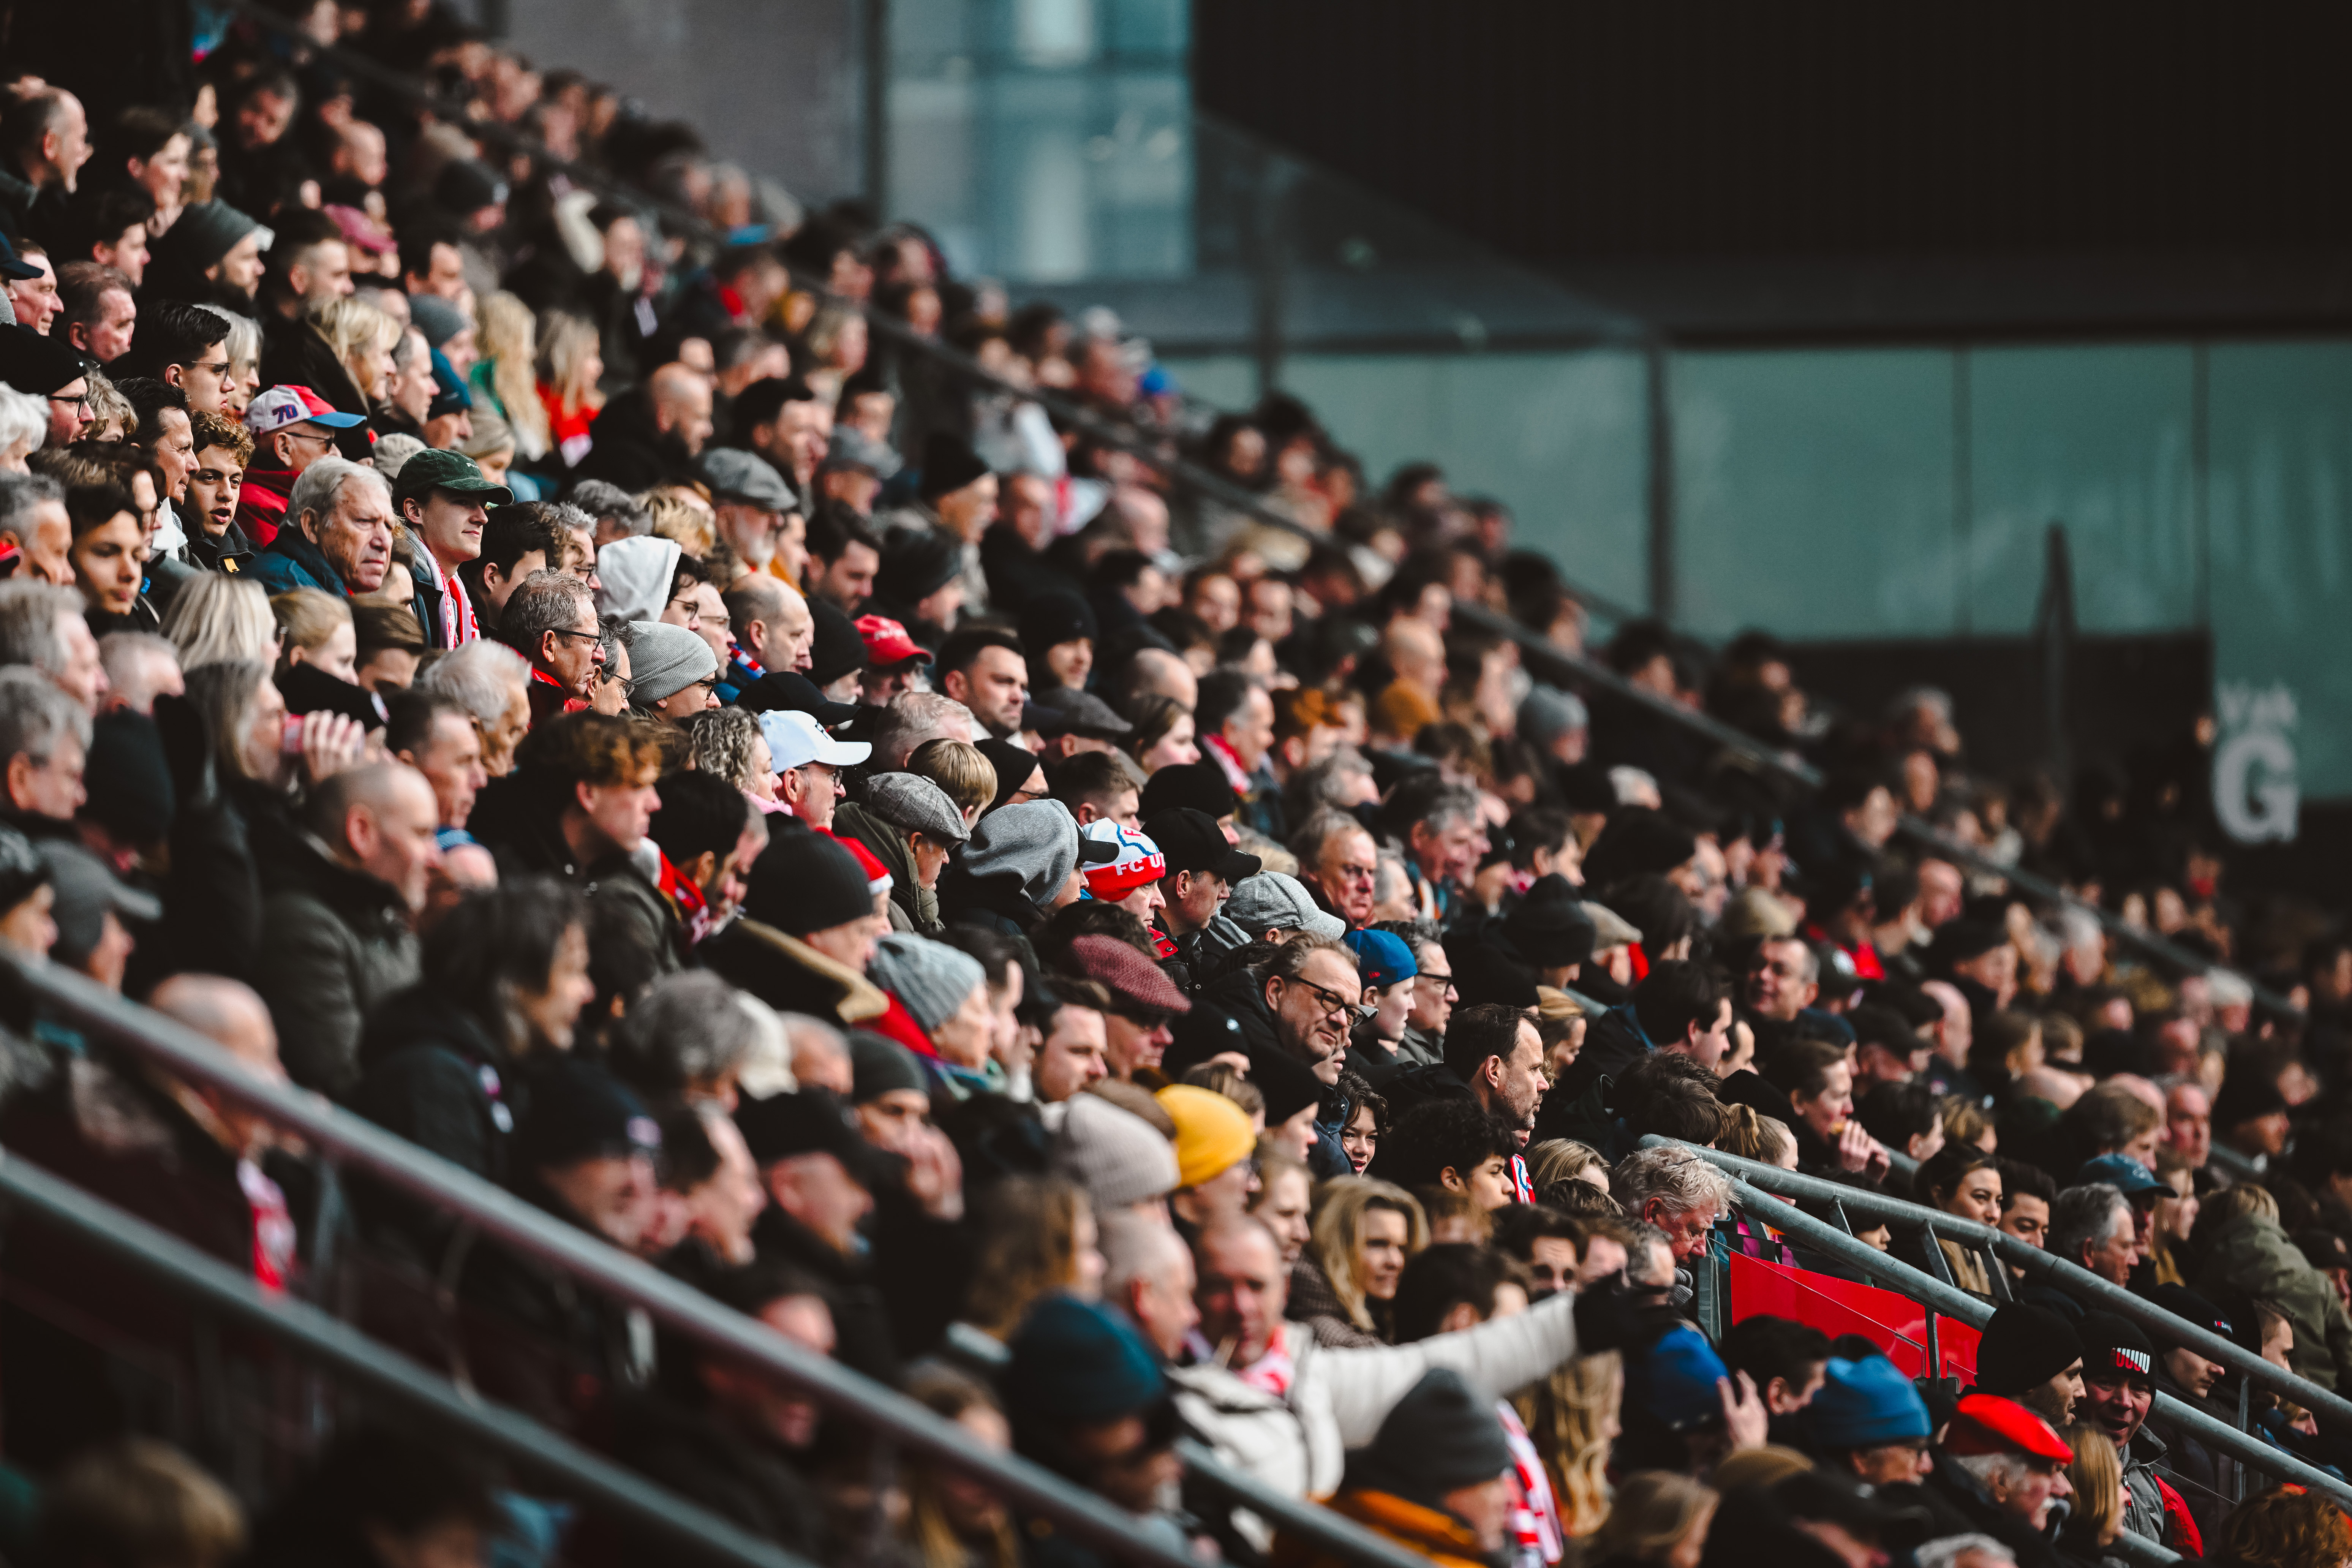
1727, 1250, 1982, 1383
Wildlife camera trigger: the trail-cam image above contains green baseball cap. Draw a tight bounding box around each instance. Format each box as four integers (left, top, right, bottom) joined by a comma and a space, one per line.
389, 447, 513, 509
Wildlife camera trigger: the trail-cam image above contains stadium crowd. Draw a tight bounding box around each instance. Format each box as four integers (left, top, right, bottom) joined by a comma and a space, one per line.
0, 5, 2348, 1568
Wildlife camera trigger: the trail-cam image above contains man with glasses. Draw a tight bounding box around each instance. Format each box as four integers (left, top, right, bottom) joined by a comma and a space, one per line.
763, 708, 868, 833
1259, 935, 1366, 1088
499, 571, 605, 727
119, 299, 236, 417
0, 322, 92, 449
237, 384, 367, 548
1064, 933, 1193, 1082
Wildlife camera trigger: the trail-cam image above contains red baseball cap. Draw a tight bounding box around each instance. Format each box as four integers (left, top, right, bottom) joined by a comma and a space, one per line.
856, 615, 932, 666
1946, 1394, 2073, 1464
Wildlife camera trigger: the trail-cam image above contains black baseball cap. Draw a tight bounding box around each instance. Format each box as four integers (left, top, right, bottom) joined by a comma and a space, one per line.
1146, 807, 1260, 884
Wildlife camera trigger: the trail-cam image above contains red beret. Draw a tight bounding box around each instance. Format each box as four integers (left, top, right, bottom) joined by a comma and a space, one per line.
1945, 1394, 2074, 1464
1065, 934, 1191, 1018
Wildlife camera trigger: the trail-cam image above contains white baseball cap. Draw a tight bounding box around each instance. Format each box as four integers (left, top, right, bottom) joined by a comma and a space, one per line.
760, 709, 871, 772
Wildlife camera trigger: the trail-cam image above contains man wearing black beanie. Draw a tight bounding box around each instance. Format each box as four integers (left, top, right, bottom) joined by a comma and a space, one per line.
1971, 1302, 2085, 1429
700, 826, 891, 1028
2077, 1310, 2192, 1553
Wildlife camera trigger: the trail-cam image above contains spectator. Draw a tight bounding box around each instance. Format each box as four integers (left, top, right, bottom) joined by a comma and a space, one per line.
236, 386, 368, 547
1972, 1302, 2086, 1431
0, 661, 91, 831
251, 456, 395, 598
254, 762, 438, 1096
1908, 1394, 2076, 1566
390, 450, 511, 650
501, 569, 604, 723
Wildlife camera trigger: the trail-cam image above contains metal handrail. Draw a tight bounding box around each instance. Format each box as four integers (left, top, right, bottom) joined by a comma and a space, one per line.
0, 1149, 811, 1568
1473, 599, 2298, 1016
1726, 1176, 2352, 1520
1642, 1136, 2352, 1432
0, 952, 1412, 1568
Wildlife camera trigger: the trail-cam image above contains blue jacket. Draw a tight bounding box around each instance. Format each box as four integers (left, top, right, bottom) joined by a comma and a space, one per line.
250, 530, 347, 597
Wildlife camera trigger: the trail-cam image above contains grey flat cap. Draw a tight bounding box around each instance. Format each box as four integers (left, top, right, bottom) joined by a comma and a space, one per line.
1032, 686, 1133, 739
820, 425, 904, 480
865, 770, 971, 844
695, 446, 796, 512
1225, 871, 1346, 942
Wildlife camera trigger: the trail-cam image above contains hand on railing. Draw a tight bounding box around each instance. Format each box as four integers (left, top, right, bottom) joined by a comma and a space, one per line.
1834, 1120, 1892, 1182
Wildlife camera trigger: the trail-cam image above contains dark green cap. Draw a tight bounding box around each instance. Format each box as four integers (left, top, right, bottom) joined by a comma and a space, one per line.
389, 447, 513, 509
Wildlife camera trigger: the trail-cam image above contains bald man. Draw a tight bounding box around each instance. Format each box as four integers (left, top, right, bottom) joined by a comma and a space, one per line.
255, 763, 438, 1096
721, 574, 815, 696
149, 975, 287, 1162
1101, 1210, 1198, 1359
650, 363, 714, 459
575, 362, 718, 493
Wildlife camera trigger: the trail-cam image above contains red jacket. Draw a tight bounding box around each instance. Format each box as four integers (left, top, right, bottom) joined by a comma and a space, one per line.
234, 466, 297, 547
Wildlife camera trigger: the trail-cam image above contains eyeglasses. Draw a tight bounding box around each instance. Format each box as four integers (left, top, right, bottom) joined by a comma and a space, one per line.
186, 359, 232, 379
280, 427, 337, 449
595, 667, 636, 698
47, 391, 89, 413
1278, 975, 1371, 1023
1009, 784, 1051, 804
544, 626, 602, 645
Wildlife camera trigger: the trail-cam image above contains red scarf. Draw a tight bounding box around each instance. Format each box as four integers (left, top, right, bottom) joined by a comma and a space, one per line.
1201, 732, 1253, 794
240, 1157, 296, 1290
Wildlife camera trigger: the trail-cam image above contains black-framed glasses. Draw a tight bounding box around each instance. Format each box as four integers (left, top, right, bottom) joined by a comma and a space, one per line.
595, 667, 636, 698
544, 626, 602, 644
47, 391, 89, 413
1278, 975, 1372, 1023
185, 358, 232, 379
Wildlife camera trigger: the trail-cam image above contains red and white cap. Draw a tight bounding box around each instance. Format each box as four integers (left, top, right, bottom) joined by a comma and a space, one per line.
245, 384, 367, 436
1081, 819, 1165, 900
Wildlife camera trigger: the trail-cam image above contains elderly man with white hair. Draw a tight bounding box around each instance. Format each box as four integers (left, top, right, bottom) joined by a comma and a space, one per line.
1612, 1144, 1734, 1315
251, 456, 395, 599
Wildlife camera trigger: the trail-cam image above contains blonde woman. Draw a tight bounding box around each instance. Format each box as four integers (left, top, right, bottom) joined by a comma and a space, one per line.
535, 311, 605, 466
1715, 1105, 1798, 1170
1525, 1139, 1610, 1195
1579, 1470, 1715, 1565
2059, 1423, 2122, 1558
311, 295, 401, 406
1293, 1177, 1427, 1347
682, 705, 775, 802
163, 574, 277, 669
470, 291, 550, 459
270, 588, 356, 682
458, 411, 520, 490
1515, 1350, 1622, 1538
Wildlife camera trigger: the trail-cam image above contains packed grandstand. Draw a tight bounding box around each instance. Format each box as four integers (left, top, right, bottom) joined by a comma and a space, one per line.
0, 6, 2340, 1568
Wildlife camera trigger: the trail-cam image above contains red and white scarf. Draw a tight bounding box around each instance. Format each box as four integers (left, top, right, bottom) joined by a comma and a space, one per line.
424, 550, 479, 647
240, 1157, 297, 1291
1498, 1401, 1564, 1567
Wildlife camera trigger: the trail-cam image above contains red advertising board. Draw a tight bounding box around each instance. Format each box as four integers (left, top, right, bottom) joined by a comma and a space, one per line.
1726, 1251, 1981, 1383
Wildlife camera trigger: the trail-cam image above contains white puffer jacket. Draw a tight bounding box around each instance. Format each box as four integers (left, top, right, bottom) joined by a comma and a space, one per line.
1168, 1286, 1581, 1536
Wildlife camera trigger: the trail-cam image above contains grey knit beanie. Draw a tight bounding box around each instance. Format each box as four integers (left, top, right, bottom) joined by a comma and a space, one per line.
1052, 1091, 1180, 1210
407, 292, 469, 351
868, 932, 987, 1033
960, 798, 1081, 907
1517, 684, 1589, 747
626, 620, 720, 705
866, 771, 971, 845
